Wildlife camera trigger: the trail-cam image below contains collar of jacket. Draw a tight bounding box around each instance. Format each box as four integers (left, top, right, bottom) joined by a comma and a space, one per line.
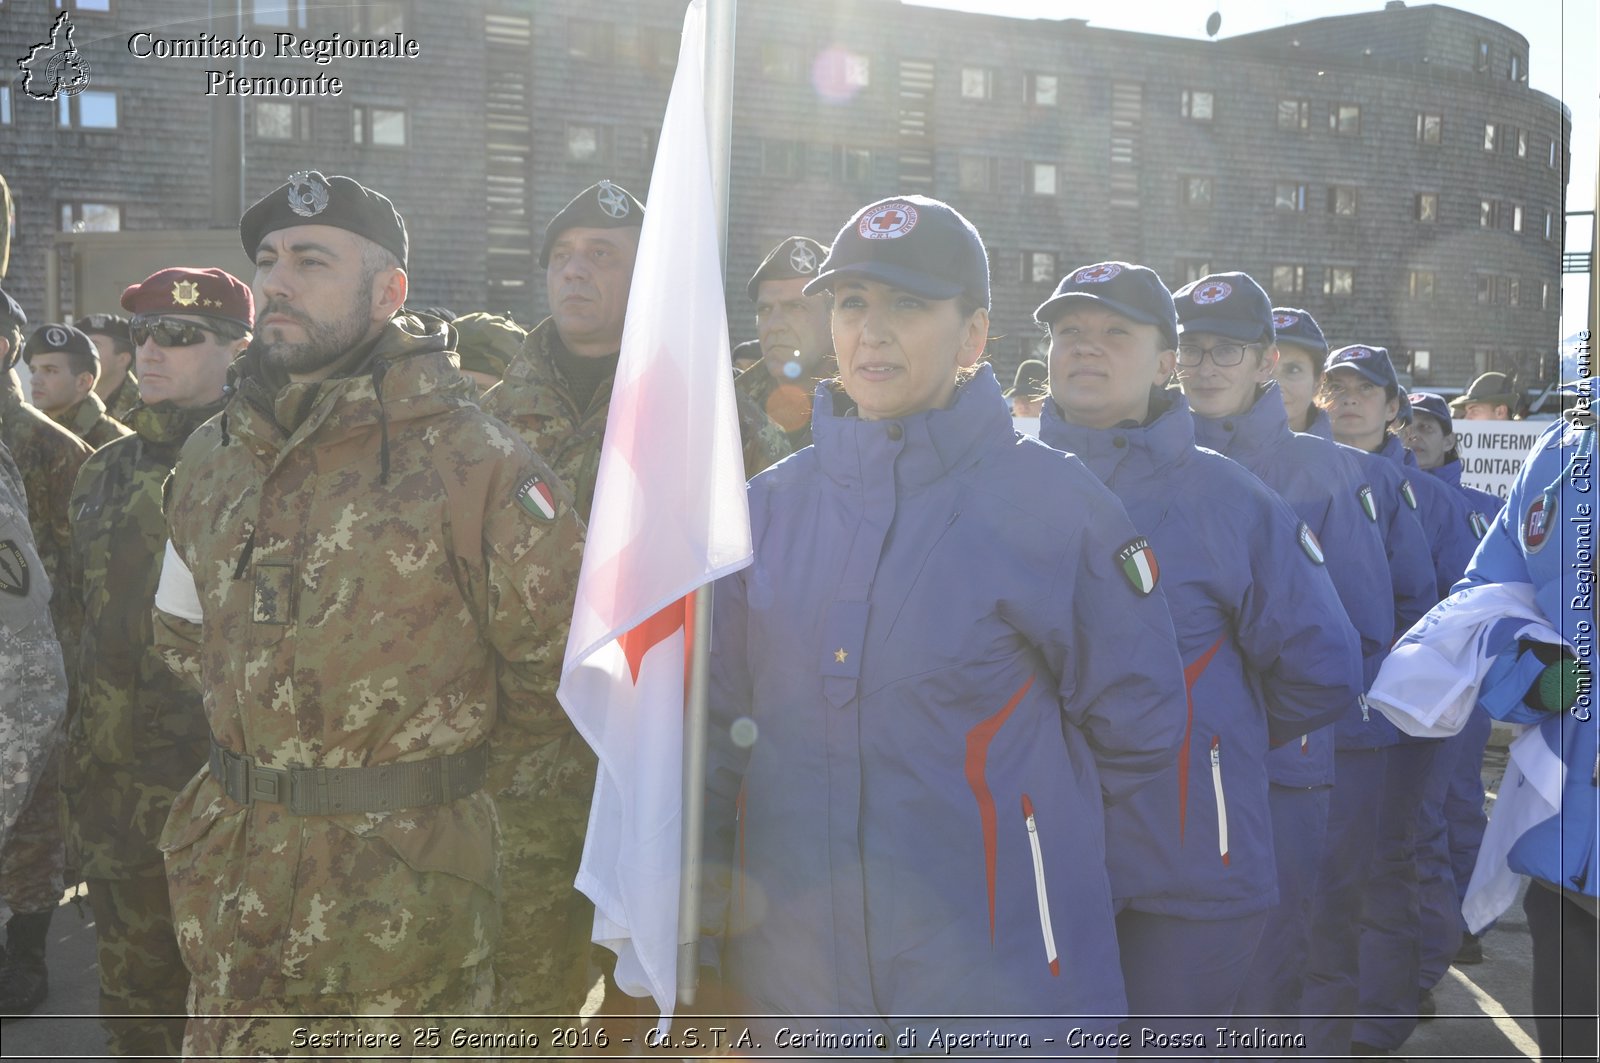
64, 390, 110, 435
221, 314, 475, 471
1378, 431, 1420, 470
1038, 385, 1196, 484
1305, 405, 1333, 441
1431, 456, 1465, 488
502, 316, 614, 423
810, 363, 1011, 491
1191, 381, 1291, 461
126, 398, 224, 447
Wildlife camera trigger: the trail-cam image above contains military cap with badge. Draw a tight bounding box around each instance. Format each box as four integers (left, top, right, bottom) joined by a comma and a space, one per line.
120, 267, 255, 350
538, 180, 645, 268
747, 236, 827, 301
240, 170, 409, 268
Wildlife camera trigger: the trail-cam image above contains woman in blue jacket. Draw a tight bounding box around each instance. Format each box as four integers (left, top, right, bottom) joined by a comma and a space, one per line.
1035, 262, 1362, 1056
701, 199, 1189, 1054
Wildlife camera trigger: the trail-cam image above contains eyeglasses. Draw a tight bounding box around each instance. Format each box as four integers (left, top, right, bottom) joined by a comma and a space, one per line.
1174, 342, 1258, 367
130, 316, 227, 348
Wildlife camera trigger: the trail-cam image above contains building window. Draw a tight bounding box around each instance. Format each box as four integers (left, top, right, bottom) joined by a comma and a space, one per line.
1181, 89, 1214, 121
1548, 139, 1558, 169
1515, 128, 1528, 159
1510, 52, 1523, 81
59, 202, 120, 232
1541, 282, 1551, 310
834, 146, 872, 184
1476, 275, 1497, 303
1274, 182, 1307, 212
761, 139, 804, 179
54, 1, 114, 11
1544, 210, 1554, 241
639, 26, 679, 72
1026, 73, 1058, 107
1407, 270, 1435, 300
254, 101, 312, 141
1410, 349, 1432, 383
568, 18, 615, 62
352, 105, 406, 147
842, 52, 871, 88
1483, 123, 1500, 152
1323, 267, 1355, 297
640, 127, 659, 172
0, 85, 10, 126
249, 1, 307, 28
1271, 265, 1306, 296
1476, 39, 1491, 72
1328, 186, 1359, 216
1277, 98, 1310, 132
1511, 204, 1524, 233
1181, 175, 1214, 209
1479, 199, 1500, 228
1507, 277, 1521, 306
1179, 259, 1213, 285
565, 124, 610, 163
1416, 113, 1442, 145
353, 0, 405, 35
760, 42, 803, 83
961, 67, 994, 100
1023, 251, 1059, 285
57, 89, 117, 129
1028, 162, 1058, 196
1415, 192, 1439, 223
1330, 104, 1360, 136
957, 154, 999, 194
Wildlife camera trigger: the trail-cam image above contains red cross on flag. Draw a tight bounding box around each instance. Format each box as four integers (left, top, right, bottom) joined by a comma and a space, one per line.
556, 0, 753, 1028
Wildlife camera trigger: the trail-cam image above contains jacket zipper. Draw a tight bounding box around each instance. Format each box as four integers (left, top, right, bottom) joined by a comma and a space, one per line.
1210, 737, 1230, 866
1020, 793, 1060, 976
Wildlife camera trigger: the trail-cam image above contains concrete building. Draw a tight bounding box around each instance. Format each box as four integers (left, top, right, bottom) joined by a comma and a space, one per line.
0, 0, 1569, 390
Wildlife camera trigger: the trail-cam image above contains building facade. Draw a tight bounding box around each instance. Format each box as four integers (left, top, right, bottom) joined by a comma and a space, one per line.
0, 0, 1570, 390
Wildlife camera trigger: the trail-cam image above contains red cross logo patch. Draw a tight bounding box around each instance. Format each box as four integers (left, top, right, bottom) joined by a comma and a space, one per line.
1074, 263, 1122, 284
859, 203, 918, 240
1272, 311, 1299, 329
1193, 280, 1233, 305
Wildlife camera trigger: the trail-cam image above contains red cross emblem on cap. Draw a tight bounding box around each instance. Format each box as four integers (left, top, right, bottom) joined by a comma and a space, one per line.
1193, 280, 1233, 304
1273, 311, 1299, 328
858, 203, 918, 240
1074, 263, 1122, 284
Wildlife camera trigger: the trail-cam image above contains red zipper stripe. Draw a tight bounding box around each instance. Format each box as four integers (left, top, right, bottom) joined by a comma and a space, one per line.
963, 675, 1036, 944
1177, 634, 1228, 843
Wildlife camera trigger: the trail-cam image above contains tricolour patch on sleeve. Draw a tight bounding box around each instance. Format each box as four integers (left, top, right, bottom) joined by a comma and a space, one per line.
1399, 479, 1418, 510
515, 474, 558, 521
0, 540, 29, 597
1297, 522, 1326, 565
1116, 536, 1160, 595
1469, 511, 1491, 540
1357, 484, 1378, 523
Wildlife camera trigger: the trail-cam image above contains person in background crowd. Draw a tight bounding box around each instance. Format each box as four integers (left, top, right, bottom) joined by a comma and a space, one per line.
1038, 262, 1361, 1057
1269, 307, 1331, 438
0, 287, 91, 1018
151, 170, 584, 1056
81, 314, 140, 422
450, 310, 523, 395
23, 324, 131, 449
63, 268, 253, 1059
1450, 371, 1518, 421
702, 199, 1190, 1053
729, 339, 761, 373
736, 235, 835, 450
1171, 272, 1394, 1050
1006, 359, 1047, 419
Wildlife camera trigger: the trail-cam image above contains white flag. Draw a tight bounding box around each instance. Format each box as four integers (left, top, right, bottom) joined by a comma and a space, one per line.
557, 0, 752, 1027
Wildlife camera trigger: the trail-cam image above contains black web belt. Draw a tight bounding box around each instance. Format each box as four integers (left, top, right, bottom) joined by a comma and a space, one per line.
209, 739, 488, 815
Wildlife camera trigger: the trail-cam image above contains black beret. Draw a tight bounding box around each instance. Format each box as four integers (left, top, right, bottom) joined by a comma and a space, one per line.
746, 236, 827, 302
539, 181, 644, 268
0, 285, 25, 331
78, 312, 130, 342
240, 170, 408, 269
24, 322, 97, 365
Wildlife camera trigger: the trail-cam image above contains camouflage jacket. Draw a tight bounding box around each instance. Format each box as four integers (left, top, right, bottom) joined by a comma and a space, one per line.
57, 391, 132, 449
64, 399, 222, 876
1, 442, 68, 851
733, 359, 835, 452
101, 372, 141, 422
153, 315, 585, 999
484, 317, 793, 521
0, 383, 92, 669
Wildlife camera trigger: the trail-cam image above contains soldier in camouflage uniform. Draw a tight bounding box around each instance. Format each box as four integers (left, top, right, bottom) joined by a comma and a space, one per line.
152, 171, 583, 1057
23, 323, 132, 449
733, 235, 837, 452
0, 440, 67, 854
81, 313, 141, 423
451, 310, 521, 395
63, 268, 252, 1058
0, 289, 89, 1016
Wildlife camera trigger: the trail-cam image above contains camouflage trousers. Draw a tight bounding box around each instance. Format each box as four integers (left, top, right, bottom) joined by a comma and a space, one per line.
85, 874, 187, 1061
489, 730, 598, 1023
184, 963, 495, 1060
0, 745, 65, 916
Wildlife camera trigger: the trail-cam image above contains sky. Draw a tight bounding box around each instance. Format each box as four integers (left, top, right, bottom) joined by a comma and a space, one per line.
911, 0, 1597, 342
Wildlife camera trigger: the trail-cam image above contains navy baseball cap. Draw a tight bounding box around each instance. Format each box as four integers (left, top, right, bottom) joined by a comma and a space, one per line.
1325, 344, 1399, 391
1034, 261, 1178, 349
1271, 307, 1328, 358
805, 196, 990, 308
1173, 272, 1274, 345
1409, 391, 1453, 430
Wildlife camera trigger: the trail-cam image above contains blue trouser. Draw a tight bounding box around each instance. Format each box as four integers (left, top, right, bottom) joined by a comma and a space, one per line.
1300, 747, 1384, 1058
1523, 880, 1599, 1063
1445, 706, 1491, 910
1419, 716, 1488, 989
1352, 740, 1442, 1051
1117, 908, 1269, 1059
1236, 783, 1331, 1053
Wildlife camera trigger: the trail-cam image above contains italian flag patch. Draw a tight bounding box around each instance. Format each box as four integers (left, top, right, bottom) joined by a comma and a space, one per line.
1469, 511, 1491, 540
1116, 537, 1160, 595
1298, 522, 1326, 564
1399, 479, 1418, 510
515, 474, 557, 521
1358, 484, 1378, 523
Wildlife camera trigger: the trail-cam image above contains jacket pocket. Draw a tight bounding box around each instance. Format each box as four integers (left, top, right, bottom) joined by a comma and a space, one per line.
1020, 793, 1061, 976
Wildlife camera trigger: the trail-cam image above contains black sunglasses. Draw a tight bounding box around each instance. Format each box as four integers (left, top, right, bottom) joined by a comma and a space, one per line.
130, 316, 228, 348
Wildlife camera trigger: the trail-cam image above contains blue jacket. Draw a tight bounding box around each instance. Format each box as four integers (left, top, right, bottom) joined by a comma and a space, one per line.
1378, 434, 1480, 600
1462, 391, 1596, 899
1041, 390, 1362, 917
1193, 383, 1394, 787
704, 366, 1189, 1029
1431, 457, 1505, 536
1306, 407, 1333, 441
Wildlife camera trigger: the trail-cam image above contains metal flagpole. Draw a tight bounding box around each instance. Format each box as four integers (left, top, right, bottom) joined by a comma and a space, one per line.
679, 0, 736, 1007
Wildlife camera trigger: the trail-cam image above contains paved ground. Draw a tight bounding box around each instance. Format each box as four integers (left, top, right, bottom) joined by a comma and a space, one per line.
0, 734, 1551, 1060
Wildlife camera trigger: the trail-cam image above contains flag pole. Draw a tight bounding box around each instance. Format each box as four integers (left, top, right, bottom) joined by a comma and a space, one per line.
679, 0, 736, 1007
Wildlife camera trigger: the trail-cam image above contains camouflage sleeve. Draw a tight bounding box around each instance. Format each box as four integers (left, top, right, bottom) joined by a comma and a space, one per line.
736, 385, 794, 478
1, 496, 67, 851
151, 541, 204, 690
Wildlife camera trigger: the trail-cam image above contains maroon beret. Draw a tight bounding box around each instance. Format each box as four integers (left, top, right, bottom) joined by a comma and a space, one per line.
121, 267, 254, 328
